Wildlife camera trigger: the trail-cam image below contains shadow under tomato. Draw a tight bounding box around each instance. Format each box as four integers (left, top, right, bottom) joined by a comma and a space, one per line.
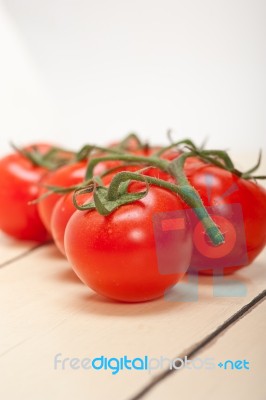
70, 287, 194, 317
43, 243, 66, 260
195, 272, 252, 287
54, 268, 82, 284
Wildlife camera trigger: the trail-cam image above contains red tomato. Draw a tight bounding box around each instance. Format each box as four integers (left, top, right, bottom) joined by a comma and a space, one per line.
50, 155, 205, 257
0, 144, 52, 241
90, 152, 125, 175
50, 190, 92, 256
65, 183, 192, 302
50, 193, 76, 255
38, 156, 123, 233
160, 149, 181, 160
187, 165, 266, 275
50, 166, 144, 255
37, 162, 87, 233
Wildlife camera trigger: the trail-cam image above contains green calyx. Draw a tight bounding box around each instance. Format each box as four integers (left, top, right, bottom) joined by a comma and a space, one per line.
11, 143, 75, 170
74, 166, 225, 246
33, 132, 264, 247
73, 137, 264, 246
184, 145, 265, 180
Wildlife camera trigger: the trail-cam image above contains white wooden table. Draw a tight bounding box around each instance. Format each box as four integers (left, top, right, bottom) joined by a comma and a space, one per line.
0, 153, 265, 400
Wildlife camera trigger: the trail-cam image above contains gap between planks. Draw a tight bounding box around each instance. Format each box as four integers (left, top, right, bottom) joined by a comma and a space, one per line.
0, 241, 51, 269
127, 289, 266, 400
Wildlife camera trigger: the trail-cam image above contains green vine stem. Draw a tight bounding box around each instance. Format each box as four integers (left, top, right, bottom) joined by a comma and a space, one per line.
167, 153, 225, 246
116, 132, 143, 150
75, 144, 126, 161
241, 150, 262, 178
32, 135, 264, 247
11, 143, 75, 170
105, 166, 224, 246
154, 139, 198, 157
106, 171, 178, 201
82, 148, 223, 246
85, 154, 169, 180
196, 150, 235, 171
73, 152, 224, 246
186, 147, 238, 172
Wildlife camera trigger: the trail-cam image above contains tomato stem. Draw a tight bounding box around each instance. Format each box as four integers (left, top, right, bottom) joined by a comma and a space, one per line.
116, 132, 143, 150
153, 139, 197, 157
168, 153, 225, 246
105, 166, 224, 246
75, 144, 126, 161
106, 171, 178, 201
76, 146, 226, 246
11, 143, 75, 170
85, 154, 169, 180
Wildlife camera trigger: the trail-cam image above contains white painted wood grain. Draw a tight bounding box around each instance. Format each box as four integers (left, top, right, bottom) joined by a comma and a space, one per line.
0, 245, 265, 400
0, 232, 39, 265
143, 300, 266, 400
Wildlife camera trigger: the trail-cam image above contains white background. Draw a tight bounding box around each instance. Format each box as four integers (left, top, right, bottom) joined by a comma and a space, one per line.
0, 0, 265, 156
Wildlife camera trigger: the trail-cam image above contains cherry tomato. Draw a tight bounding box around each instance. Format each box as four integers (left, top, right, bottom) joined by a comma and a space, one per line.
65, 182, 192, 302
187, 165, 266, 275
50, 193, 76, 255
0, 144, 52, 241
50, 190, 92, 256
50, 166, 144, 255
37, 162, 87, 233
50, 157, 204, 260
38, 155, 124, 233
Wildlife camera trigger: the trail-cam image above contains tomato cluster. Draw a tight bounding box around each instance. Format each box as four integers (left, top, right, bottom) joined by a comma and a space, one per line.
0, 137, 265, 302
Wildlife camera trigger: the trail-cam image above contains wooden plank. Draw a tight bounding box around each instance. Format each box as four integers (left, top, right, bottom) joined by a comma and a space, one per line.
141, 299, 266, 400
0, 245, 265, 400
0, 232, 43, 266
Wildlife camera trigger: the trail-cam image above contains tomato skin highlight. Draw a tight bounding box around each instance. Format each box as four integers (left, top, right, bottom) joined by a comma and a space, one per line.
65, 184, 192, 302
0, 146, 51, 241
187, 165, 266, 275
